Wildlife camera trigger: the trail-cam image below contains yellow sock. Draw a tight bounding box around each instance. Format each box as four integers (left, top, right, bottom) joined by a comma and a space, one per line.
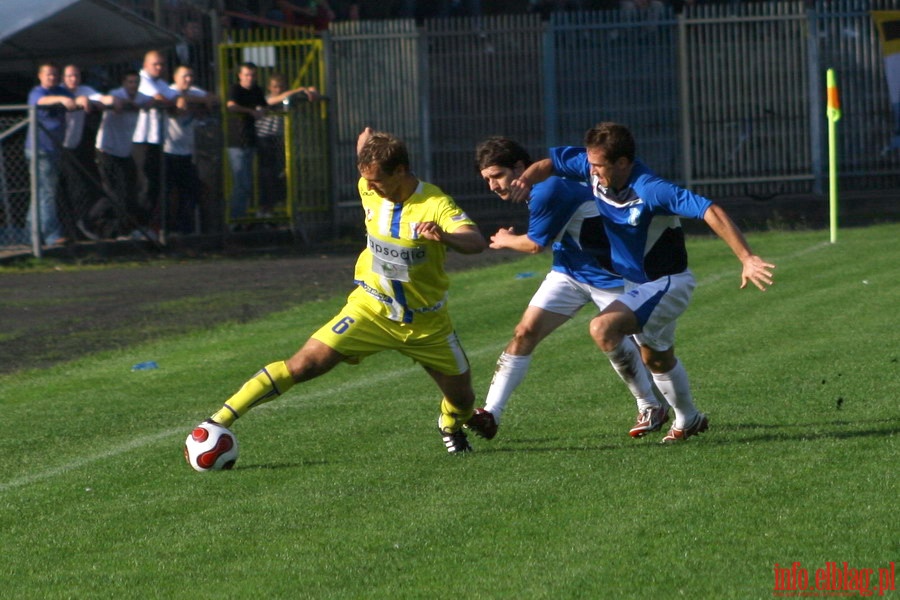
210, 361, 295, 427
438, 397, 475, 434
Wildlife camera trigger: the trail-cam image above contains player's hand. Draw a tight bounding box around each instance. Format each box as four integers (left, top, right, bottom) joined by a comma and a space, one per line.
489, 227, 515, 249
740, 255, 775, 291
415, 221, 444, 242
357, 127, 374, 155
507, 178, 531, 204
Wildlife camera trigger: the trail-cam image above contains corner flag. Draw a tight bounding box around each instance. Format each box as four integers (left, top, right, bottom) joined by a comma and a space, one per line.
826, 68, 839, 243
827, 69, 841, 122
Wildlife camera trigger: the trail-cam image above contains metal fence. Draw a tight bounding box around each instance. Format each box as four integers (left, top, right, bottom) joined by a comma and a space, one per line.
217, 28, 328, 236
0, 106, 30, 253
326, 0, 900, 231
4, 0, 900, 254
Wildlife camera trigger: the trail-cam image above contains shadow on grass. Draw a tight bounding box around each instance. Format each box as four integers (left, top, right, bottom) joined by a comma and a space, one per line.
226, 418, 900, 464
476, 437, 639, 454
239, 459, 330, 470
704, 419, 900, 445
473, 418, 900, 452
726, 417, 900, 431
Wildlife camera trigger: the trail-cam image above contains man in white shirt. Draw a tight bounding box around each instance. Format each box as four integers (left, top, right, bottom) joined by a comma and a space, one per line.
164, 65, 217, 235
132, 50, 179, 233
84, 71, 154, 240
59, 64, 104, 241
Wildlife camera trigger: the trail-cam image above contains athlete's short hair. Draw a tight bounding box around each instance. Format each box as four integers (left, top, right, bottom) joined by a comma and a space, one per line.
474, 136, 533, 171
357, 131, 409, 176
268, 72, 287, 87
584, 122, 636, 163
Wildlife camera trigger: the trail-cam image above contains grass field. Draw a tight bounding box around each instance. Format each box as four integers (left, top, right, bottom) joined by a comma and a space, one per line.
1, 224, 898, 599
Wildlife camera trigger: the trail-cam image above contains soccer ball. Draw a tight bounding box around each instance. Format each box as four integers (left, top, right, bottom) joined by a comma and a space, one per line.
184, 421, 239, 472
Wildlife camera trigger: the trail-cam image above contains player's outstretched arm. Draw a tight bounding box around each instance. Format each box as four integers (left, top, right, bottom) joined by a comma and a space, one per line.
703, 204, 775, 291
508, 158, 555, 203
489, 227, 542, 253
417, 223, 487, 254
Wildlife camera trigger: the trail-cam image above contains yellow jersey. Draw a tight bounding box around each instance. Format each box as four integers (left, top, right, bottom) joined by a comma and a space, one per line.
349, 178, 476, 323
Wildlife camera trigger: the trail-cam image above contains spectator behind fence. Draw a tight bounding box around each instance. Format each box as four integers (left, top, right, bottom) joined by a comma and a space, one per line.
255, 73, 320, 219
529, 0, 582, 19
175, 19, 204, 70
226, 62, 267, 227
619, 0, 665, 25
133, 50, 179, 234
164, 65, 218, 235
222, 0, 258, 29
275, 0, 336, 30
84, 71, 154, 241
60, 64, 104, 243
330, 1, 362, 20
26, 63, 86, 246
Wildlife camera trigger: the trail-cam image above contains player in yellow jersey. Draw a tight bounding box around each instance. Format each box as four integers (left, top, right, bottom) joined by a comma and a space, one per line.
190, 128, 487, 456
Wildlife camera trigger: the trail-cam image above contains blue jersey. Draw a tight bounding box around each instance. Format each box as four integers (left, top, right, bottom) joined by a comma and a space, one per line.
27, 85, 72, 154
550, 147, 713, 284
528, 176, 621, 290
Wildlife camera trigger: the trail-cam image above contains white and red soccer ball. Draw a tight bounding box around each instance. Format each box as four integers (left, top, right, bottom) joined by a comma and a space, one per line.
184, 421, 239, 471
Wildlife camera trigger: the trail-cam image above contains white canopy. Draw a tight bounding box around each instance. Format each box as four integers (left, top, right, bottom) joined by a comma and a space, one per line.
0, 0, 179, 73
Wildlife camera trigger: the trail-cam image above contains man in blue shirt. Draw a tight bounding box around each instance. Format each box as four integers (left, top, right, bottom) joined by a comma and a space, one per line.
26, 63, 87, 246
468, 136, 667, 441
509, 122, 775, 443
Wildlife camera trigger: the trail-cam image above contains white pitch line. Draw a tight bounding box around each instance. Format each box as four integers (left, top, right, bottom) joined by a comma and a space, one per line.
0, 429, 181, 492
0, 240, 830, 492
0, 345, 500, 494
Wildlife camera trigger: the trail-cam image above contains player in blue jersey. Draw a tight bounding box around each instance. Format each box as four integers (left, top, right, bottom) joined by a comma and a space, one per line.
465, 137, 668, 441
508, 122, 775, 443
192, 128, 488, 455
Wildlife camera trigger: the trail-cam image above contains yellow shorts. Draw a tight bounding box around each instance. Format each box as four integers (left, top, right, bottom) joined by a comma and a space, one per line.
311, 299, 471, 376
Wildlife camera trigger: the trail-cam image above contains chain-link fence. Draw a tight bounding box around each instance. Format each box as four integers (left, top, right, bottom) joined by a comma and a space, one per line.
0, 106, 30, 252
5, 1, 900, 257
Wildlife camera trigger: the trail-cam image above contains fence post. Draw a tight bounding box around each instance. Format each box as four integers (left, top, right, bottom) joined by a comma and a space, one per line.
808, 7, 825, 196
542, 20, 558, 150
676, 11, 692, 189
417, 25, 433, 183
323, 30, 340, 239
27, 106, 42, 259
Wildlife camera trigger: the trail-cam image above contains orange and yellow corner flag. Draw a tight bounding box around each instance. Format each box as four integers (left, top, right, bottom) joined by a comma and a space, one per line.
827, 69, 841, 122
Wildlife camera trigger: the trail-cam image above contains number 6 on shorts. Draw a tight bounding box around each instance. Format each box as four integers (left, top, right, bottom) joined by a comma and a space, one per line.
331, 316, 355, 334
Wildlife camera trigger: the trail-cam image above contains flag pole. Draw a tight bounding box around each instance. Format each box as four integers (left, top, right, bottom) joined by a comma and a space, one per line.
826, 68, 841, 244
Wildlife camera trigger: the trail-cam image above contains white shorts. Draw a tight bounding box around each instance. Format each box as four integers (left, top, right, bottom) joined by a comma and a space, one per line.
528, 270, 624, 317
618, 270, 696, 351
